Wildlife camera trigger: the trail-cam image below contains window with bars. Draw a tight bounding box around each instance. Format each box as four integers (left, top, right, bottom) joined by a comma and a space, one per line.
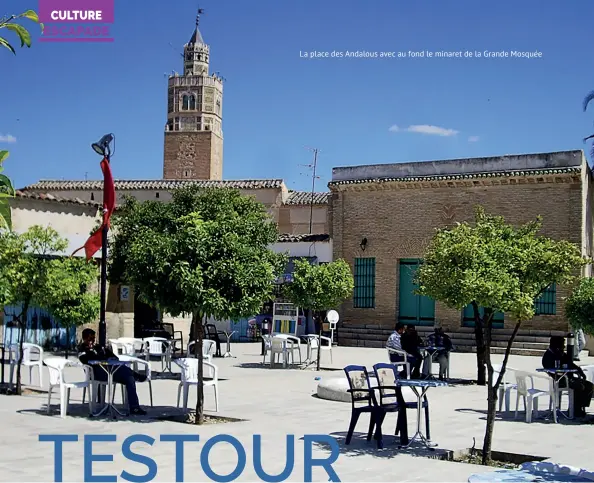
535, 284, 556, 315
353, 258, 375, 308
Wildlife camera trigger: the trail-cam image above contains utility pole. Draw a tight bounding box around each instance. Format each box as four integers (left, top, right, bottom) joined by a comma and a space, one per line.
300, 148, 320, 234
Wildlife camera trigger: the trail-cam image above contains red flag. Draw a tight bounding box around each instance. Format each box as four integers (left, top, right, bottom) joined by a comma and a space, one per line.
72, 157, 116, 260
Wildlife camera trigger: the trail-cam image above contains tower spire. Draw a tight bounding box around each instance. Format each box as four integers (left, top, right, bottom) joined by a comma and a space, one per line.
189, 7, 205, 44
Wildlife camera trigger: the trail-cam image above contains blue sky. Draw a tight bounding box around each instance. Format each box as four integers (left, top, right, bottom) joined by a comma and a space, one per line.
2, 0, 594, 191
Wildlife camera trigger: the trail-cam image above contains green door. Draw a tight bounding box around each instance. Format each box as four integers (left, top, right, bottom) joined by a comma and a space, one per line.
462, 304, 504, 329
398, 259, 435, 326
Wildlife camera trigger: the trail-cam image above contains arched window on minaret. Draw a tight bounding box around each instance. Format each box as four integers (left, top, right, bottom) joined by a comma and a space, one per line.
189, 95, 196, 110
182, 95, 189, 110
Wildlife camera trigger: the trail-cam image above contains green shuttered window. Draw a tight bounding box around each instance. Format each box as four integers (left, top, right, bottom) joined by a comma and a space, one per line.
535, 284, 556, 315
354, 258, 375, 308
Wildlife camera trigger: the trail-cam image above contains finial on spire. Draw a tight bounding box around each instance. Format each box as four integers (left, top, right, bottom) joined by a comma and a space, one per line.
196, 7, 204, 28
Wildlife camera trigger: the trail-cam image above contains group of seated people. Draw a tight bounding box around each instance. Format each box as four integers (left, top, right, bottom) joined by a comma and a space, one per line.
542, 335, 593, 418
386, 322, 453, 380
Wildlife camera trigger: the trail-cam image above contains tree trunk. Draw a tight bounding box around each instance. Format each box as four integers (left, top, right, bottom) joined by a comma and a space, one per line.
316, 313, 322, 372
482, 312, 495, 464
192, 311, 205, 425
472, 302, 486, 385
15, 301, 29, 395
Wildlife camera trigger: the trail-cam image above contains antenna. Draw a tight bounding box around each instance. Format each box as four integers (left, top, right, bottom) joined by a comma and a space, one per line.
299, 147, 321, 234
84, 172, 88, 181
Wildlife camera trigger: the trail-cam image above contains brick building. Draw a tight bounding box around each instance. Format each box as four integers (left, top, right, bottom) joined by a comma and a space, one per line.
329, 150, 593, 350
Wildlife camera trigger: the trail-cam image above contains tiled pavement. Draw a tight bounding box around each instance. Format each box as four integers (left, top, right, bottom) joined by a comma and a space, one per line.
0, 343, 593, 482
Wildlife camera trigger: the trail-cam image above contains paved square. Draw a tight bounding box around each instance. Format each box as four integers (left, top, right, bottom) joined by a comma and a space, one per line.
0, 343, 592, 482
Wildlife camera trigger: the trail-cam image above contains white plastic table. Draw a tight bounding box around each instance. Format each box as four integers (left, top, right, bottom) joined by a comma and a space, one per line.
397, 378, 447, 449
420, 346, 445, 379
88, 359, 132, 418
223, 331, 236, 358
536, 367, 578, 422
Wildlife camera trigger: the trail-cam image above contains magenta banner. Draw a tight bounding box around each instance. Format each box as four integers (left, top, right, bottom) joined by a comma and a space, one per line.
38, 0, 114, 24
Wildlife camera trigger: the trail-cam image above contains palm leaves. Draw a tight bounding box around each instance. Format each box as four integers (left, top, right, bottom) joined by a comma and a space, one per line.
583, 91, 594, 158
0, 151, 15, 229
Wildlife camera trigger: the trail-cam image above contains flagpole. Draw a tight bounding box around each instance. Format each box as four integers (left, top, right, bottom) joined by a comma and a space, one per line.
99, 222, 108, 347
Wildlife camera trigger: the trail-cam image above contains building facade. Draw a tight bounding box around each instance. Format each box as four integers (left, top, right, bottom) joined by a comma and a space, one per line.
329, 150, 593, 346
163, 11, 224, 180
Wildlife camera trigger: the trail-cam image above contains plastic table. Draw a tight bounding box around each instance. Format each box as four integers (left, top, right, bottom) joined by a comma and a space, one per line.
223, 331, 236, 358
420, 346, 445, 379
398, 378, 447, 449
536, 367, 579, 423
88, 359, 132, 418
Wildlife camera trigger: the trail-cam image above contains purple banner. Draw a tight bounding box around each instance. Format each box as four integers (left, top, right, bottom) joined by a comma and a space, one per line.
39, 0, 114, 23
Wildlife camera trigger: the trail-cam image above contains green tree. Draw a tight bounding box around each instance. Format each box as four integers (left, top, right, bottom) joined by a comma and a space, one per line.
0, 9, 43, 229
0, 226, 99, 394
566, 277, 594, 336
40, 257, 101, 358
415, 206, 585, 464
283, 259, 354, 370
109, 187, 286, 423
0, 151, 15, 229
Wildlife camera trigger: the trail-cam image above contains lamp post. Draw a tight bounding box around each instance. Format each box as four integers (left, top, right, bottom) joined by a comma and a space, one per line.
91, 134, 114, 347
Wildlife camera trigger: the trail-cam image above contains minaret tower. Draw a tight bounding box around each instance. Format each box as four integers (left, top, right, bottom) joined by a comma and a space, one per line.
163, 9, 224, 180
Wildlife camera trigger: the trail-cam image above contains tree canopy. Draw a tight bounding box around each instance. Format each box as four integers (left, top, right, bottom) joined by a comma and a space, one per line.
283, 258, 354, 312
416, 207, 584, 321
566, 277, 594, 336
415, 206, 585, 464
110, 187, 286, 320
0, 226, 100, 392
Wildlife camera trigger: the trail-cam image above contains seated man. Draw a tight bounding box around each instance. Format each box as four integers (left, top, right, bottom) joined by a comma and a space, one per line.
422, 327, 452, 380
542, 336, 593, 418
387, 322, 421, 378
77, 328, 147, 416
401, 325, 423, 378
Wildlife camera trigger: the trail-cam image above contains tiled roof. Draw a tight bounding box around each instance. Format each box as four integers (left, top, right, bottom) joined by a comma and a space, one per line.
285, 191, 330, 205
20, 179, 285, 191
328, 167, 582, 187
277, 233, 330, 243
14, 190, 101, 208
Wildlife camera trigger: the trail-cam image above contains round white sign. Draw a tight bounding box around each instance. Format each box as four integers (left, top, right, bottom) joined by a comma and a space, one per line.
326, 310, 339, 323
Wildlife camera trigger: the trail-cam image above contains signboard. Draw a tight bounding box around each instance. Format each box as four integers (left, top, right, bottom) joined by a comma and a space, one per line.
273, 302, 303, 336
120, 285, 130, 301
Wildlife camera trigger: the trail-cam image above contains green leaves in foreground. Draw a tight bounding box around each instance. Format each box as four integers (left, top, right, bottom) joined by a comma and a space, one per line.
566, 277, 594, 336
0, 10, 43, 55
0, 150, 15, 229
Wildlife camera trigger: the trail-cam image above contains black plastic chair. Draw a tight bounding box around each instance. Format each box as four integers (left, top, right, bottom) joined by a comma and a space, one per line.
373, 362, 431, 441
343, 365, 384, 448
204, 324, 224, 357
162, 322, 184, 354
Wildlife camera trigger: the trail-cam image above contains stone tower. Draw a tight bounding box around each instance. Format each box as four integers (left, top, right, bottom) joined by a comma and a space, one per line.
163, 10, 223, 180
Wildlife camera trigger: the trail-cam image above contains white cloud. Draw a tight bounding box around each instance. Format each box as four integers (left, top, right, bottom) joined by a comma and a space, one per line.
388, 124, 459, 136
0, 134, 16, 143
468, 136, 480, 142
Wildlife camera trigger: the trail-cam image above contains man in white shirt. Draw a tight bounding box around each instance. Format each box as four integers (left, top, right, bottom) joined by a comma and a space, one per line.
387, 322, 405, 355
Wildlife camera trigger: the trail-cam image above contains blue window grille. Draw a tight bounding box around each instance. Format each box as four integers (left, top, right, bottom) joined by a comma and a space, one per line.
535, 284, 556, 315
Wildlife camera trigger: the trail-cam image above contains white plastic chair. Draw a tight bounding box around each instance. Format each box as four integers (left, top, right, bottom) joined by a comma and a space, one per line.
261, 334, 272, 364
546, 375, 574, 423
9, 343, 44, 388
493, 364, 517, 412
117, 355, 153, 407
110, 338, 144, 356
44, 357, 91, 418
187, 339, 216, 377
306, 335, 333, 365
515, 371, 550, 423
143, 337, 172, 372
269, 336, 298, 368
173, 358, 219, 412
386, 347, 411, 379
580, 364, 594, 384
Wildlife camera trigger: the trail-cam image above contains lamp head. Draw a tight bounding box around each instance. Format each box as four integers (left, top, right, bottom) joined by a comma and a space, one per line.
360, 237, 368, 251
91, 134, 114, 157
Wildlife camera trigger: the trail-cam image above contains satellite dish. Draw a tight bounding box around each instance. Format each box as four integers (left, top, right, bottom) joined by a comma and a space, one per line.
326, 310, 339, 324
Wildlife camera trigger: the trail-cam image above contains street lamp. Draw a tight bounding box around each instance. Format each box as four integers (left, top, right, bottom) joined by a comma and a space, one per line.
90, 133, 115, 347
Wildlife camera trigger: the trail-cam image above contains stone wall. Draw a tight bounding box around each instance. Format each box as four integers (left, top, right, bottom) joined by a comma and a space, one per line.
163, 131, 223, 180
